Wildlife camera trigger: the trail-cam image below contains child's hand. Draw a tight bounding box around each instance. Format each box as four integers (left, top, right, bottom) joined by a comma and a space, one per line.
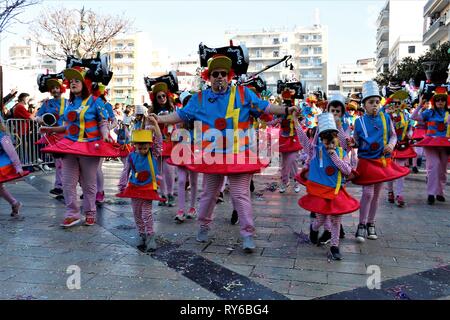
103, 136, 112, 143
383, 144, 393, 154
346, 137, 355, 147
17, 170, 25, 176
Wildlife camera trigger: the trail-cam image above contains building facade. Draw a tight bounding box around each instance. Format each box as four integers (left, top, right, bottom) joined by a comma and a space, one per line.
225, 24, 328, 95
422, 0, 450, 49
338, 58, 377, 96
376, 0, 427, 74
389, 37, 428, 72
105, 32, 153, 105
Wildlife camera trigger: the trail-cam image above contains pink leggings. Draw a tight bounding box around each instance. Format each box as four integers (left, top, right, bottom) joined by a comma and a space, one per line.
359, 183, 384, 225
177, 167, 198, 211
198, 173, 254, 237
96, 158, 104, 193
412, 147, 423, 167
131, 198, 154, 235
54, 158, 63, 189
424, 147, 448, 196
281, 151, 298, 184
62, 155, 100, 219
159, 157, 175, 196
387, 159, 407, 196
0, 184, 17, 206
312, 214, 342, 247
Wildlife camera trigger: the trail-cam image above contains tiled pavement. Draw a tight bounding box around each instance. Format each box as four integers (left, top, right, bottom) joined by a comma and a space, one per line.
0, 161, 448, 300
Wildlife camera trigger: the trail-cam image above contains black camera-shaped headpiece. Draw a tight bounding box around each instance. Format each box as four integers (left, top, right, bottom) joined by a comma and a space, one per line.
277, 80, 305, 99
241, 76, 267, 93
66, 53, 113, 85
198, 42, 249, 76
144, 71, 179, 93
36, 72, 65, 93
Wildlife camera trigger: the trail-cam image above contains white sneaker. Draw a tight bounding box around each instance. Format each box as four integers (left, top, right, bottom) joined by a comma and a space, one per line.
279, 183, 287, 193
43, 164, 51, 171
294, 183, 301, 193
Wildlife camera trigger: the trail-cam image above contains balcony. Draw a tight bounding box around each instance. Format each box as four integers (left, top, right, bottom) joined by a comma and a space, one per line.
246, 41, 282, 48
423, 16, 448, 45
300, 74, 323, 80
424, 0, 449, 17
376, 26, 389, 43
376, 9, 389, 27
376, 41, 389, 58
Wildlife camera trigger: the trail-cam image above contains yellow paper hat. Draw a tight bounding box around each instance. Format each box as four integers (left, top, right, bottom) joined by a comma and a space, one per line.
152, 82, 168, 95
131, 130, 153, 143
46, 79, 63, 90
64, 67, 87, 82
207, 55, 232, 72
389, 90, 409, 101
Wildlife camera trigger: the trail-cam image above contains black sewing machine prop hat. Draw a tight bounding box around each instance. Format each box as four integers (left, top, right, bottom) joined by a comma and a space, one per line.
144, 71, 179, 94
241, 75, 267, 93
66, 53, 113, 86
277, 80, 305, 99
198, 42, 249, 76
37, 72, 65, 93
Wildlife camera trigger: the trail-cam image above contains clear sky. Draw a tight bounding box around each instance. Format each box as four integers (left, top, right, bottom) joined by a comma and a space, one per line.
0, 0, 386, 83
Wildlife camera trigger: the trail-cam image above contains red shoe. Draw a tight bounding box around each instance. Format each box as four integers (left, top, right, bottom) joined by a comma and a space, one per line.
95, 191, 105, 204
186, 207, 197, 219
10, 201, 22, 217
61, 217, 81, 228
84, 215, 96, 226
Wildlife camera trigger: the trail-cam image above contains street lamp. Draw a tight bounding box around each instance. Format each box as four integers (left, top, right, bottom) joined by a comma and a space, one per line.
421, 61, 437, 81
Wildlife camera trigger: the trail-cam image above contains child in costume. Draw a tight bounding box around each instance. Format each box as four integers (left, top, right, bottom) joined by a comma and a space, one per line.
170, 91, 199, 223
411, 87, 450, 205
0, 117, 29, 217
351, 81, 409, 242
114, 115, 132, 164
36, 78, 68, 197
117, 116, 164, 251
295, 112, 359, 260
385, 92, 416, 207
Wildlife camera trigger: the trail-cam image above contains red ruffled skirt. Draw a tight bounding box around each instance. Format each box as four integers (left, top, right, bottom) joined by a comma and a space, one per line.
298, 184, 359, 215
278, 135, 302, 153
392, 145, 417, 159
42, 138, 122, 157
411, 128, 426, 141
35, 133, 65, 146
183, 149, 270, 175
116, 183, 165, 201
0, 164, 30, 184
413, 136, 450, 148
351, 158, 410, 185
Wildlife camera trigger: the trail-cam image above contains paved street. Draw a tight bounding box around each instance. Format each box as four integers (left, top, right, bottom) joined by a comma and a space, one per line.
0, 161, 449, 300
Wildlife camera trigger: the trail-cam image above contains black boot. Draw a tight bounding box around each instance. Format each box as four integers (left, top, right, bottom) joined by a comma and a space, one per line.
230, 210, 239, 225
412, 166, 419, 174
436, 195, 445, 202
250, 179, 255, 193
318, 230, 331, 245
339, 224, 345, 239
427, 195, 435, 205
309, 224, 319, 245
329, 246, 342, 260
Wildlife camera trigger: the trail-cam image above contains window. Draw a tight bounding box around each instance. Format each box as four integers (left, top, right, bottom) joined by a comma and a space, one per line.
116, 90, 124, 94
313, 47, 322, 54
115, 53, 123, 59
128, 53, 134, 59
117, 43, 123, 47
300, 58, 309, 65
273, 38, 280, 44
273, 50, 279, 57
282, 37, 288, 43
408, 46, 415, 54
127, 43, 134, 47
301, 47, 309, 54
256, 49, 262, 58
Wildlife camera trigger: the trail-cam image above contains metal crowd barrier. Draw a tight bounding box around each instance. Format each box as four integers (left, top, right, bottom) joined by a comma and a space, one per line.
5, 118, 54, 167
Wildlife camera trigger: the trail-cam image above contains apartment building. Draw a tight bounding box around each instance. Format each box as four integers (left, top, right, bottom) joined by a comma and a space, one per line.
422, 0, 450, 49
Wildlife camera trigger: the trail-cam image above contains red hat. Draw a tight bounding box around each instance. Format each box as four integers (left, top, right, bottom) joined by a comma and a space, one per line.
430, 86, 450, 106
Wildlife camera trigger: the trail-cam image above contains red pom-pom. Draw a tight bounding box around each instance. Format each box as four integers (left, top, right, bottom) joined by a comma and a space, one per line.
215, 118, 227, 130
67, 111, 77, 122
68, 125, 79, 135
325, 166, 336, 176
437, 123, 446, 132
370, 142, 380, 151
137, 171, 150, 182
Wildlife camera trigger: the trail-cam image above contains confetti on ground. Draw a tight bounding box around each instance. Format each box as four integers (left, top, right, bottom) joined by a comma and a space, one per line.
223, 280, 243, 291
293, 230, 310, 245
11, 295, 38, 300
387, 285, 411, 300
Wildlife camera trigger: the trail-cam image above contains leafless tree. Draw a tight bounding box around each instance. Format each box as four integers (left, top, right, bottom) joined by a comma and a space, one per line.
29, 6, 133, 60
0, 0, 39, 34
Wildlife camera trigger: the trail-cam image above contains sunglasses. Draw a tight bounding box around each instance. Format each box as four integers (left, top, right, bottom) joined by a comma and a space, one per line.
211, 71, 227, 78
330, 109, 341, 113
157, 94, 166, 99
435, 97, 447, 102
